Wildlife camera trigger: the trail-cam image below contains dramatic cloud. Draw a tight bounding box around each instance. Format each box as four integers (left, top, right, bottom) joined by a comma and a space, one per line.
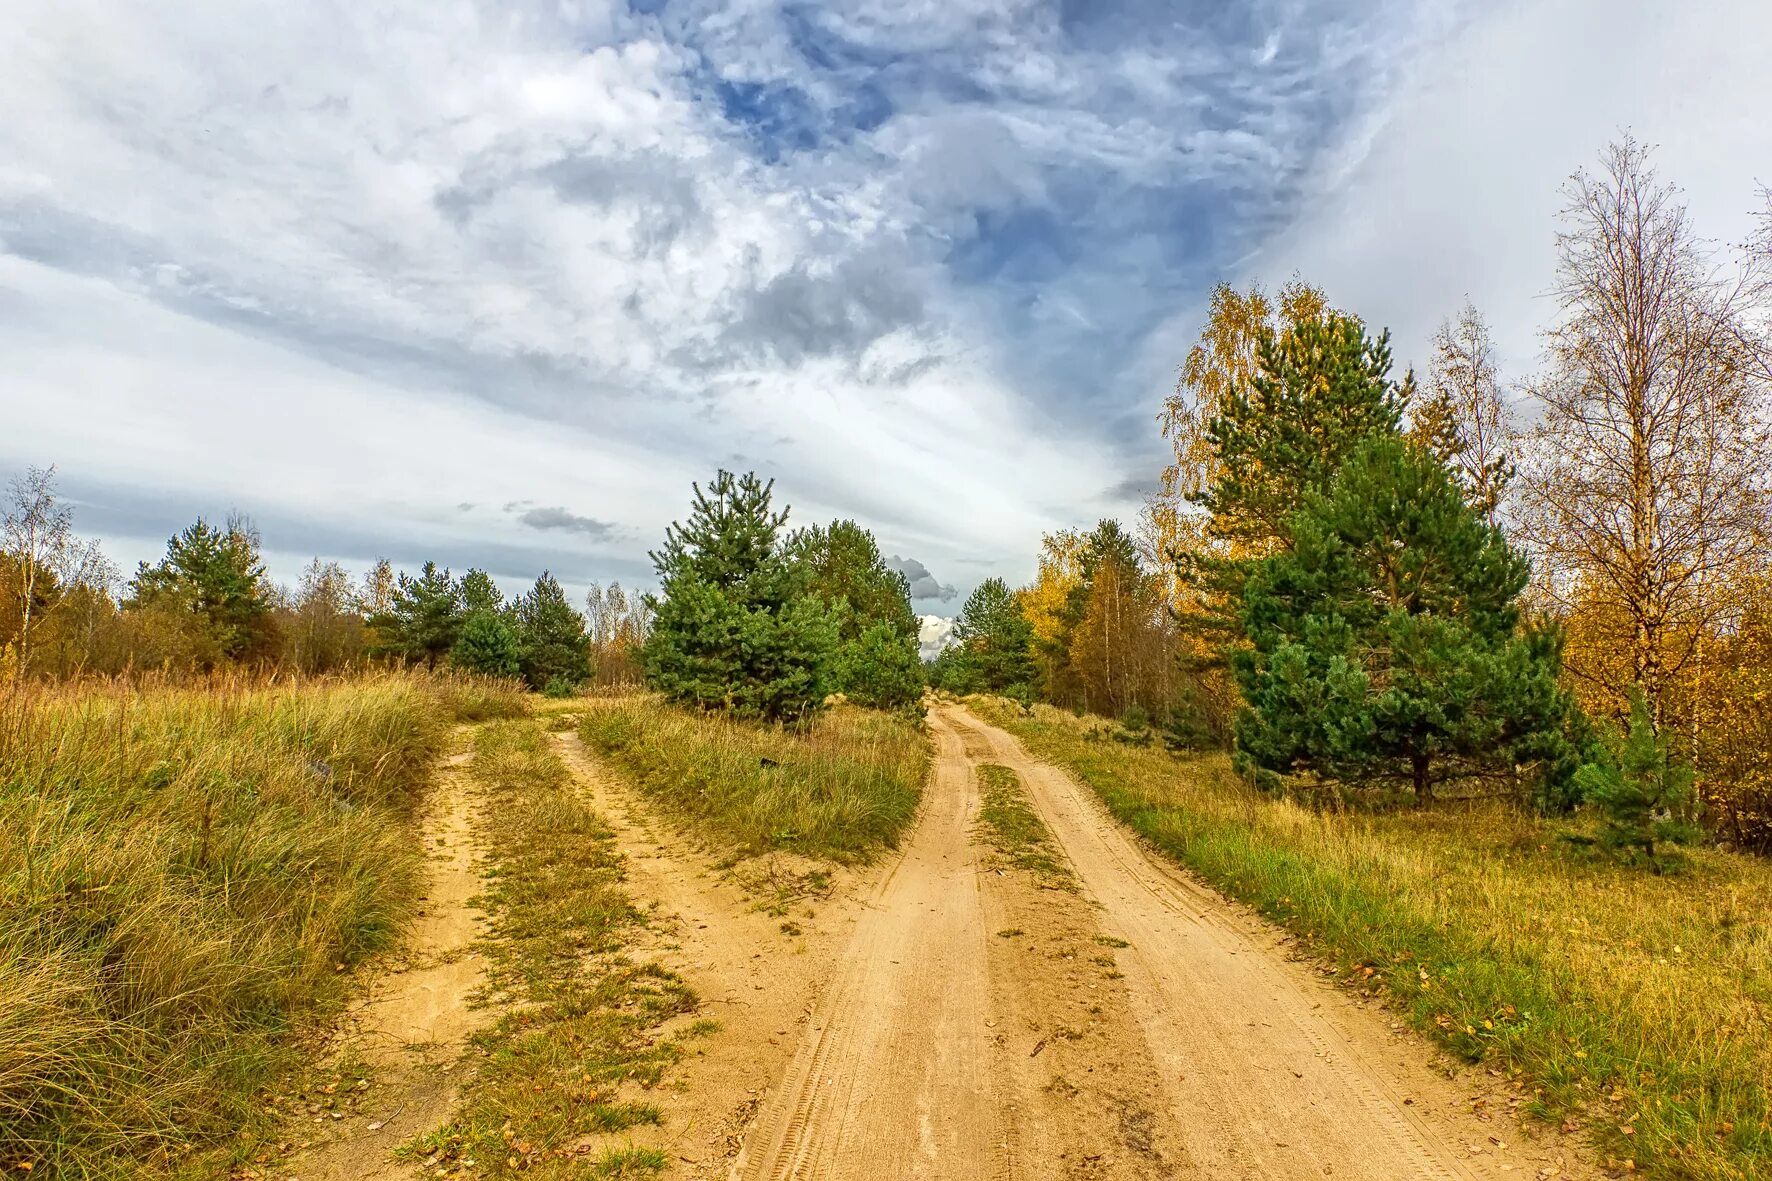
4, 0, 1767, 600
887, 554, 957, 602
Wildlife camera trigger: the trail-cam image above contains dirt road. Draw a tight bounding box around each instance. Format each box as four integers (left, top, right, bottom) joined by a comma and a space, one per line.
295, 747, 494, 1180
725, 706, 1592, 1180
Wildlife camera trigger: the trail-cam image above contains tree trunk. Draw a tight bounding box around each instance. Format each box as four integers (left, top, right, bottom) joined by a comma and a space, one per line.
1411, 751, 1432, 804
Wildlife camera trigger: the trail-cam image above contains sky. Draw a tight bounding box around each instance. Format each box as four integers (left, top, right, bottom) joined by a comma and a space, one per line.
4, 0, 1771, 632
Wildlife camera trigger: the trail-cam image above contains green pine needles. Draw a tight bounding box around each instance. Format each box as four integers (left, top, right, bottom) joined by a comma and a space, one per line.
643, 471, 840, 721
1575, 692, 1700, 870
1233, 437, 1574, 804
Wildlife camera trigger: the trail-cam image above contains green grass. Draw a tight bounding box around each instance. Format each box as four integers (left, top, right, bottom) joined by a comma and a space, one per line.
975, 763, 1073, 888
578, 695, 928, 862
0, 672, 499, 1179
402, 719, 698, 1178
969, 697, 1772, 1181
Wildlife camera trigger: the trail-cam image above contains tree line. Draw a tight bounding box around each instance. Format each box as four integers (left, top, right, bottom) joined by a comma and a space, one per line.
934, 136, 1772, 862
0, 475, 651, 692
0, 465, 926, 715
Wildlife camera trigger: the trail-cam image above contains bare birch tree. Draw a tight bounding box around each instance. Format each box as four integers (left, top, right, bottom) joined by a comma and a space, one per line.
1414, 299, 1514, 526
3, 465, 109, 681
1518, 137, 1772, 721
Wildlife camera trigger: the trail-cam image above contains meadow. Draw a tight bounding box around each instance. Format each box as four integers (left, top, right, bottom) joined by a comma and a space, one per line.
577, 694, 928, 863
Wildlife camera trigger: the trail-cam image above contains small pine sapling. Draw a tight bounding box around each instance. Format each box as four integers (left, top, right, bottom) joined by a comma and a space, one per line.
1574, 692, 1700, 871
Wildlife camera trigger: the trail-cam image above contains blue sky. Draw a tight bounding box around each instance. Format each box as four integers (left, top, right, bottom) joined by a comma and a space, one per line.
4, 0, 1770, 625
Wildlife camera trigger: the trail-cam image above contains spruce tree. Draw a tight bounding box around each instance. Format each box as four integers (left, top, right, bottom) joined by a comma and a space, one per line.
514, 571, 589, 692
644, 471, 838, 721
1234, 437, 1572, 802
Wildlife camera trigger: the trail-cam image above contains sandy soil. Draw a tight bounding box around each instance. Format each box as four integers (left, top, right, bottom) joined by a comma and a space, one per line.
290, 748, 493, 1181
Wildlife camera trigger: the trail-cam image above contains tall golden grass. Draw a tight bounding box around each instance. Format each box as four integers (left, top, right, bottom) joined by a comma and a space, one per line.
973, 698, 1772, 1181
578, 695, 927, 862
0, 670, 527, 1178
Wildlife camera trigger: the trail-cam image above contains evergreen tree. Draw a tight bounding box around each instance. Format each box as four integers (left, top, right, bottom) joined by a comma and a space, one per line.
834, 618, 925, 710
458, 568, 504, 615
451, 610, 522, 678
129, 515, 273, 665
371, 562, 462, 667
644, 471, 838, 721
1575, 692, 1699, 869
1234, 437, 1571, 802
514, 571, 589, 691
787, 520, 922, 708
949, 577, 1035, 695
1205, 313, 1413, 553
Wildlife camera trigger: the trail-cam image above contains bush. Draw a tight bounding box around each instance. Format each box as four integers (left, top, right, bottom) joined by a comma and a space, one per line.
1575, 692, 1700, 870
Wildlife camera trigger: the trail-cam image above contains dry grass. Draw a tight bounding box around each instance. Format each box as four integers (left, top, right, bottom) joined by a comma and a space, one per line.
0, 671, 523, 1179
972, 698, 1772, 1181
577, 695, 928, 863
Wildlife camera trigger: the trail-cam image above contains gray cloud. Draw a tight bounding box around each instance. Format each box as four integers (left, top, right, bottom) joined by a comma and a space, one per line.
887, 554, 957, 602
516, 505, 616, 539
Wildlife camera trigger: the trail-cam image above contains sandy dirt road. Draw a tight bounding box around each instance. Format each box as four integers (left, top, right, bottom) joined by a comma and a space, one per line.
938, 705, 1592, 1181
294, 746, 493, 1181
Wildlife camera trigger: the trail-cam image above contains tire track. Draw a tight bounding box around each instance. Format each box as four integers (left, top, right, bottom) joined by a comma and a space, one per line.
733, 719, 1009, 1181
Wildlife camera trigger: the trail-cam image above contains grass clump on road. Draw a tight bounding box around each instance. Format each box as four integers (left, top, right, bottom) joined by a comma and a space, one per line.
0, 674, 457, 1179
578, 695, 927, 862
970, 697, 1772, 1181
975, 763, 1072, 889
404, 719, 696, 1178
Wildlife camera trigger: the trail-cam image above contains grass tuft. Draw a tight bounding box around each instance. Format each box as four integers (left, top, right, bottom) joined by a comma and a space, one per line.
578, 696, 927, 862
972, 697, 1772, 1181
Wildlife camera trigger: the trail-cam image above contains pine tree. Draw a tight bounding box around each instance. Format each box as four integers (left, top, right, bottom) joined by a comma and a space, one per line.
452, 610, 522, 678
644, 471, 838, 721
787, 519, 922, 708
370, 562, 462, 667
949, 578, 1035, 695
1234, 437, 1572, 803
1205, 312, 1413, 553
514, 571, 589, 692
1575, 692, 1699, 869
459, 568, 504, 615
129, 515, 273, 665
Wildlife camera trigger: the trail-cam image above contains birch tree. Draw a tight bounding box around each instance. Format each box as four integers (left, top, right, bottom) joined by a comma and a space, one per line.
1519, 137, 1772, 722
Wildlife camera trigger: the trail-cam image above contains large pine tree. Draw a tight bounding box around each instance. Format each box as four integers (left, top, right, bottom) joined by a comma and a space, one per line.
945, 577, 1035, 695
1234, 437, 1572, 802
644, 471, 838, 721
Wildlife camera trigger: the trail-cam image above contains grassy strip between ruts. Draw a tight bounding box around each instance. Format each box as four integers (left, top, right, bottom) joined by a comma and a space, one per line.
967, 698, 1772, 1181
400, 719, 704, 1180
975, 763, 1073, 889
577, 694, 927, 863
0, 671, 528, 1181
